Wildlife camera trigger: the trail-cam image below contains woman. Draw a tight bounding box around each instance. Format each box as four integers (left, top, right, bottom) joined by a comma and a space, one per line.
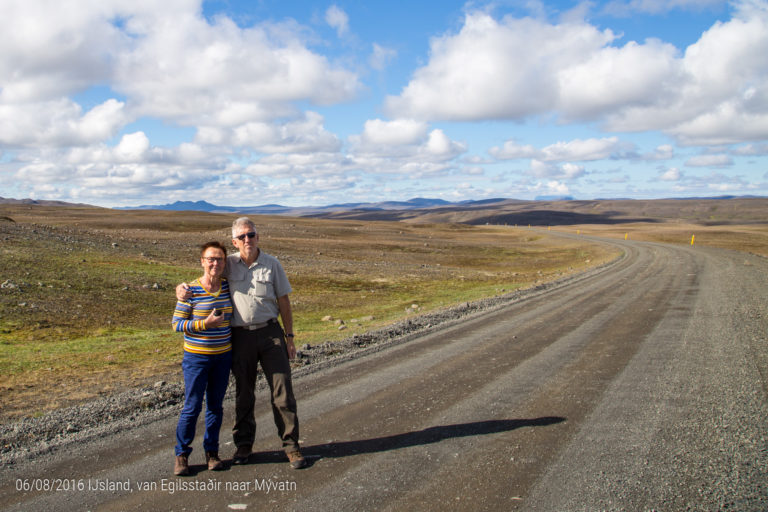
171, 241, 233, 476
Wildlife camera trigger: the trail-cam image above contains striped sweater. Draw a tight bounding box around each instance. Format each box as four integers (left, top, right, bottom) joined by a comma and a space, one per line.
172, 279, 233, 355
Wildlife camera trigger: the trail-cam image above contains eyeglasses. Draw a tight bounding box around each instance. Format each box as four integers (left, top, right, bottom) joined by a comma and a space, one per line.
235, 231, 257, 241
203, 257, 224, 263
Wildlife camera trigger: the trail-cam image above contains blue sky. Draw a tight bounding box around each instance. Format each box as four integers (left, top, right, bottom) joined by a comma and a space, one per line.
1, 0, 766, 207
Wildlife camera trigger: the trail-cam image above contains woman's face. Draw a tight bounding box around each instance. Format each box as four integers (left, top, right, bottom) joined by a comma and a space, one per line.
201, 247, 226, 278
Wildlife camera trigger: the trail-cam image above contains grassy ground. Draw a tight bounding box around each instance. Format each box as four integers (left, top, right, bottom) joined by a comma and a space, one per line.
551, 222, 768, 258
2, 204, 766, 421
0, 206, 619, 421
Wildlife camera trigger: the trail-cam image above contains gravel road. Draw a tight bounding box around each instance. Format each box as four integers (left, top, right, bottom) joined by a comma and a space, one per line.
1, 235, 766, 511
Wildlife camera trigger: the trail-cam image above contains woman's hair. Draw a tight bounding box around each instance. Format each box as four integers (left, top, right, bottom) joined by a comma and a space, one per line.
200, 241, 227, 257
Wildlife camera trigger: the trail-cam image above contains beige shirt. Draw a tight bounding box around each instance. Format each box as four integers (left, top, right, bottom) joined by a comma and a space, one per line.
225, 251, 292, 327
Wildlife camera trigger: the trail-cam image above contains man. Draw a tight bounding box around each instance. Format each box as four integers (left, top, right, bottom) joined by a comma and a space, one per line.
177, 217, 306, 469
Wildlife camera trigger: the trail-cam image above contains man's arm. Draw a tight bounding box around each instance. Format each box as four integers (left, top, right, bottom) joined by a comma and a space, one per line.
277, 294, 296, 359
176, 282, 193, 302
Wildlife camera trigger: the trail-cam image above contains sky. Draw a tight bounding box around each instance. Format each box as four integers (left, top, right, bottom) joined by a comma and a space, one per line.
0, 0, 767, 207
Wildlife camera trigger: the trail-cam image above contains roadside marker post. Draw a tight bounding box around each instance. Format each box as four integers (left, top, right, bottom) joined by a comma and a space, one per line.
691, 234, 695, 245
624, 233, 628, 240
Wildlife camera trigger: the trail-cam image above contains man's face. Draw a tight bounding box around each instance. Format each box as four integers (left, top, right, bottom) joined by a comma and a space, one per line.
233, 225, 259, 259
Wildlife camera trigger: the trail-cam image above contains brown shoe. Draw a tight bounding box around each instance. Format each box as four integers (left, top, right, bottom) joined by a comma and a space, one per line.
232, 445, 252, 465
286, 449, 307, 469
174, 455, 190, 476
206, 451, 224, 471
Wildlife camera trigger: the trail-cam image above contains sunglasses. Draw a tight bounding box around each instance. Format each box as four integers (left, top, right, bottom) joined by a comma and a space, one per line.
235, 231, 257, 241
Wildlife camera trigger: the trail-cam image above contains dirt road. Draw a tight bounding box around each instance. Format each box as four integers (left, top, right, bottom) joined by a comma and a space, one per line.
2, 236, 767, 511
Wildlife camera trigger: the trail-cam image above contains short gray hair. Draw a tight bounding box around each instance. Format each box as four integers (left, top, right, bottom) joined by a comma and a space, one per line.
232, 217, 257, 238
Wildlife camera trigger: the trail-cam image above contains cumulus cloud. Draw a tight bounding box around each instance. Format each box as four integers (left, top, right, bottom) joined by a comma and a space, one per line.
533, 180, 572, 196
530, 160, 586, 180
196, 112, 342, 154
491, 137, 628, 162
113, 11, 361, 125
489, 140, 539, 160
11, 129, 235, 205
732, 142, 768, 155
361, 119, 428, 146
643, 144, 675, 160
349, 119, 466, 166
0, 1, 122, 103
0, 0, 361, 146
385, 3, 768, 145
0, 99, 128, 147
659, 167, 682, 181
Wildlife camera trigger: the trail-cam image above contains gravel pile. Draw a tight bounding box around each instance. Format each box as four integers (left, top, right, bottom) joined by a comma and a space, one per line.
0, 259, 616, 467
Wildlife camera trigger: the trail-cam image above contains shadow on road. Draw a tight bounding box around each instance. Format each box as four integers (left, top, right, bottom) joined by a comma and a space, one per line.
249, 417, 565, 466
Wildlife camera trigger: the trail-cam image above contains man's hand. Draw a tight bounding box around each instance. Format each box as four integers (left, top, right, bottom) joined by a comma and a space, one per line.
285, 337, 297, 360
176, 282, 192, 302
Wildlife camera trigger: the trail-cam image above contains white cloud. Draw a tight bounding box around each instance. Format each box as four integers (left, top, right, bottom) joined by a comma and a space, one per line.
0, 0, 362, 162
348, 120, 467, 170
492, 137, 627, 162
489, 140, 539, 160
196, 112, 341, 154
361, 119, 428, 146
557, 39, 681, 121
732, 142, 768, 155
685, 154, 733, 167
114, 12, 361, 124
0, 1, 123, 103
386, 12, 596, 120
325, 5, 350, 37
530, 160, 586, 179
115, 132, 150, 161
385, 4, 768, 145
0, 99, 128, 147
644, 144, 675, 160
659, 167, 682, 181
533, 180, 571, 196
541, 137, 623, 162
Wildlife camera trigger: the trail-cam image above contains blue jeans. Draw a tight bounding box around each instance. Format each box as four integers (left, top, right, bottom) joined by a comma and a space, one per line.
175, 351, 232, 456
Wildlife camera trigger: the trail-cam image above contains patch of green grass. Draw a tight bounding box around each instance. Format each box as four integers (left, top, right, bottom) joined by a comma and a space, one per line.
0, 328, 179, 377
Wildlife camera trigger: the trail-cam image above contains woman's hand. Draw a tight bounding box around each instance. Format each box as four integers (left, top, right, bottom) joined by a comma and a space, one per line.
204, 309, 224, 329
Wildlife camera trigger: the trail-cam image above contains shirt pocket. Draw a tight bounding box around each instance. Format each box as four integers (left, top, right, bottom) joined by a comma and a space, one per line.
250, 268, 273, 298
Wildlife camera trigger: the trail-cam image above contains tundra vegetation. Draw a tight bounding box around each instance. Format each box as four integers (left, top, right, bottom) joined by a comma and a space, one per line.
1, 201, 766, 421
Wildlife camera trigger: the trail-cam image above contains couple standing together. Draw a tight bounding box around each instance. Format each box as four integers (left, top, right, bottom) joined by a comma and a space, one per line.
170, 217, 306, 476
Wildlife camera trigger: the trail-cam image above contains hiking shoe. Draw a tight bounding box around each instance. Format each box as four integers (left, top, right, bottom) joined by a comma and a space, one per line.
174, 455, 190, 476
286, 450, 307, 469
232, 445, 252, 465
206, 451, 224, 471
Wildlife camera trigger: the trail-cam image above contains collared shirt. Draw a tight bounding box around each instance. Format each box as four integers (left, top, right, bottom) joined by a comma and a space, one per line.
225, 251, 292, 327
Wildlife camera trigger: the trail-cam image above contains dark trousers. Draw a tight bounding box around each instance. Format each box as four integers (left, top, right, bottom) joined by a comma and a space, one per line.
231, 322, 300, 453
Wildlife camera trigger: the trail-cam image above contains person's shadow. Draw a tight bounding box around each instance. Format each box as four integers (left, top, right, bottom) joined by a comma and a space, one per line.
248, 416, 566, 467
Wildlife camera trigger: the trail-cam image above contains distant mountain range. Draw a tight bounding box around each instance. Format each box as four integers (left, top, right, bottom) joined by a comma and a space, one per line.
115, 197, 517, 215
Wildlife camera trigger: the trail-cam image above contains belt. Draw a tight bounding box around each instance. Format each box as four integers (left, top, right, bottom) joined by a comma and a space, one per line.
235, 318, 278, 330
